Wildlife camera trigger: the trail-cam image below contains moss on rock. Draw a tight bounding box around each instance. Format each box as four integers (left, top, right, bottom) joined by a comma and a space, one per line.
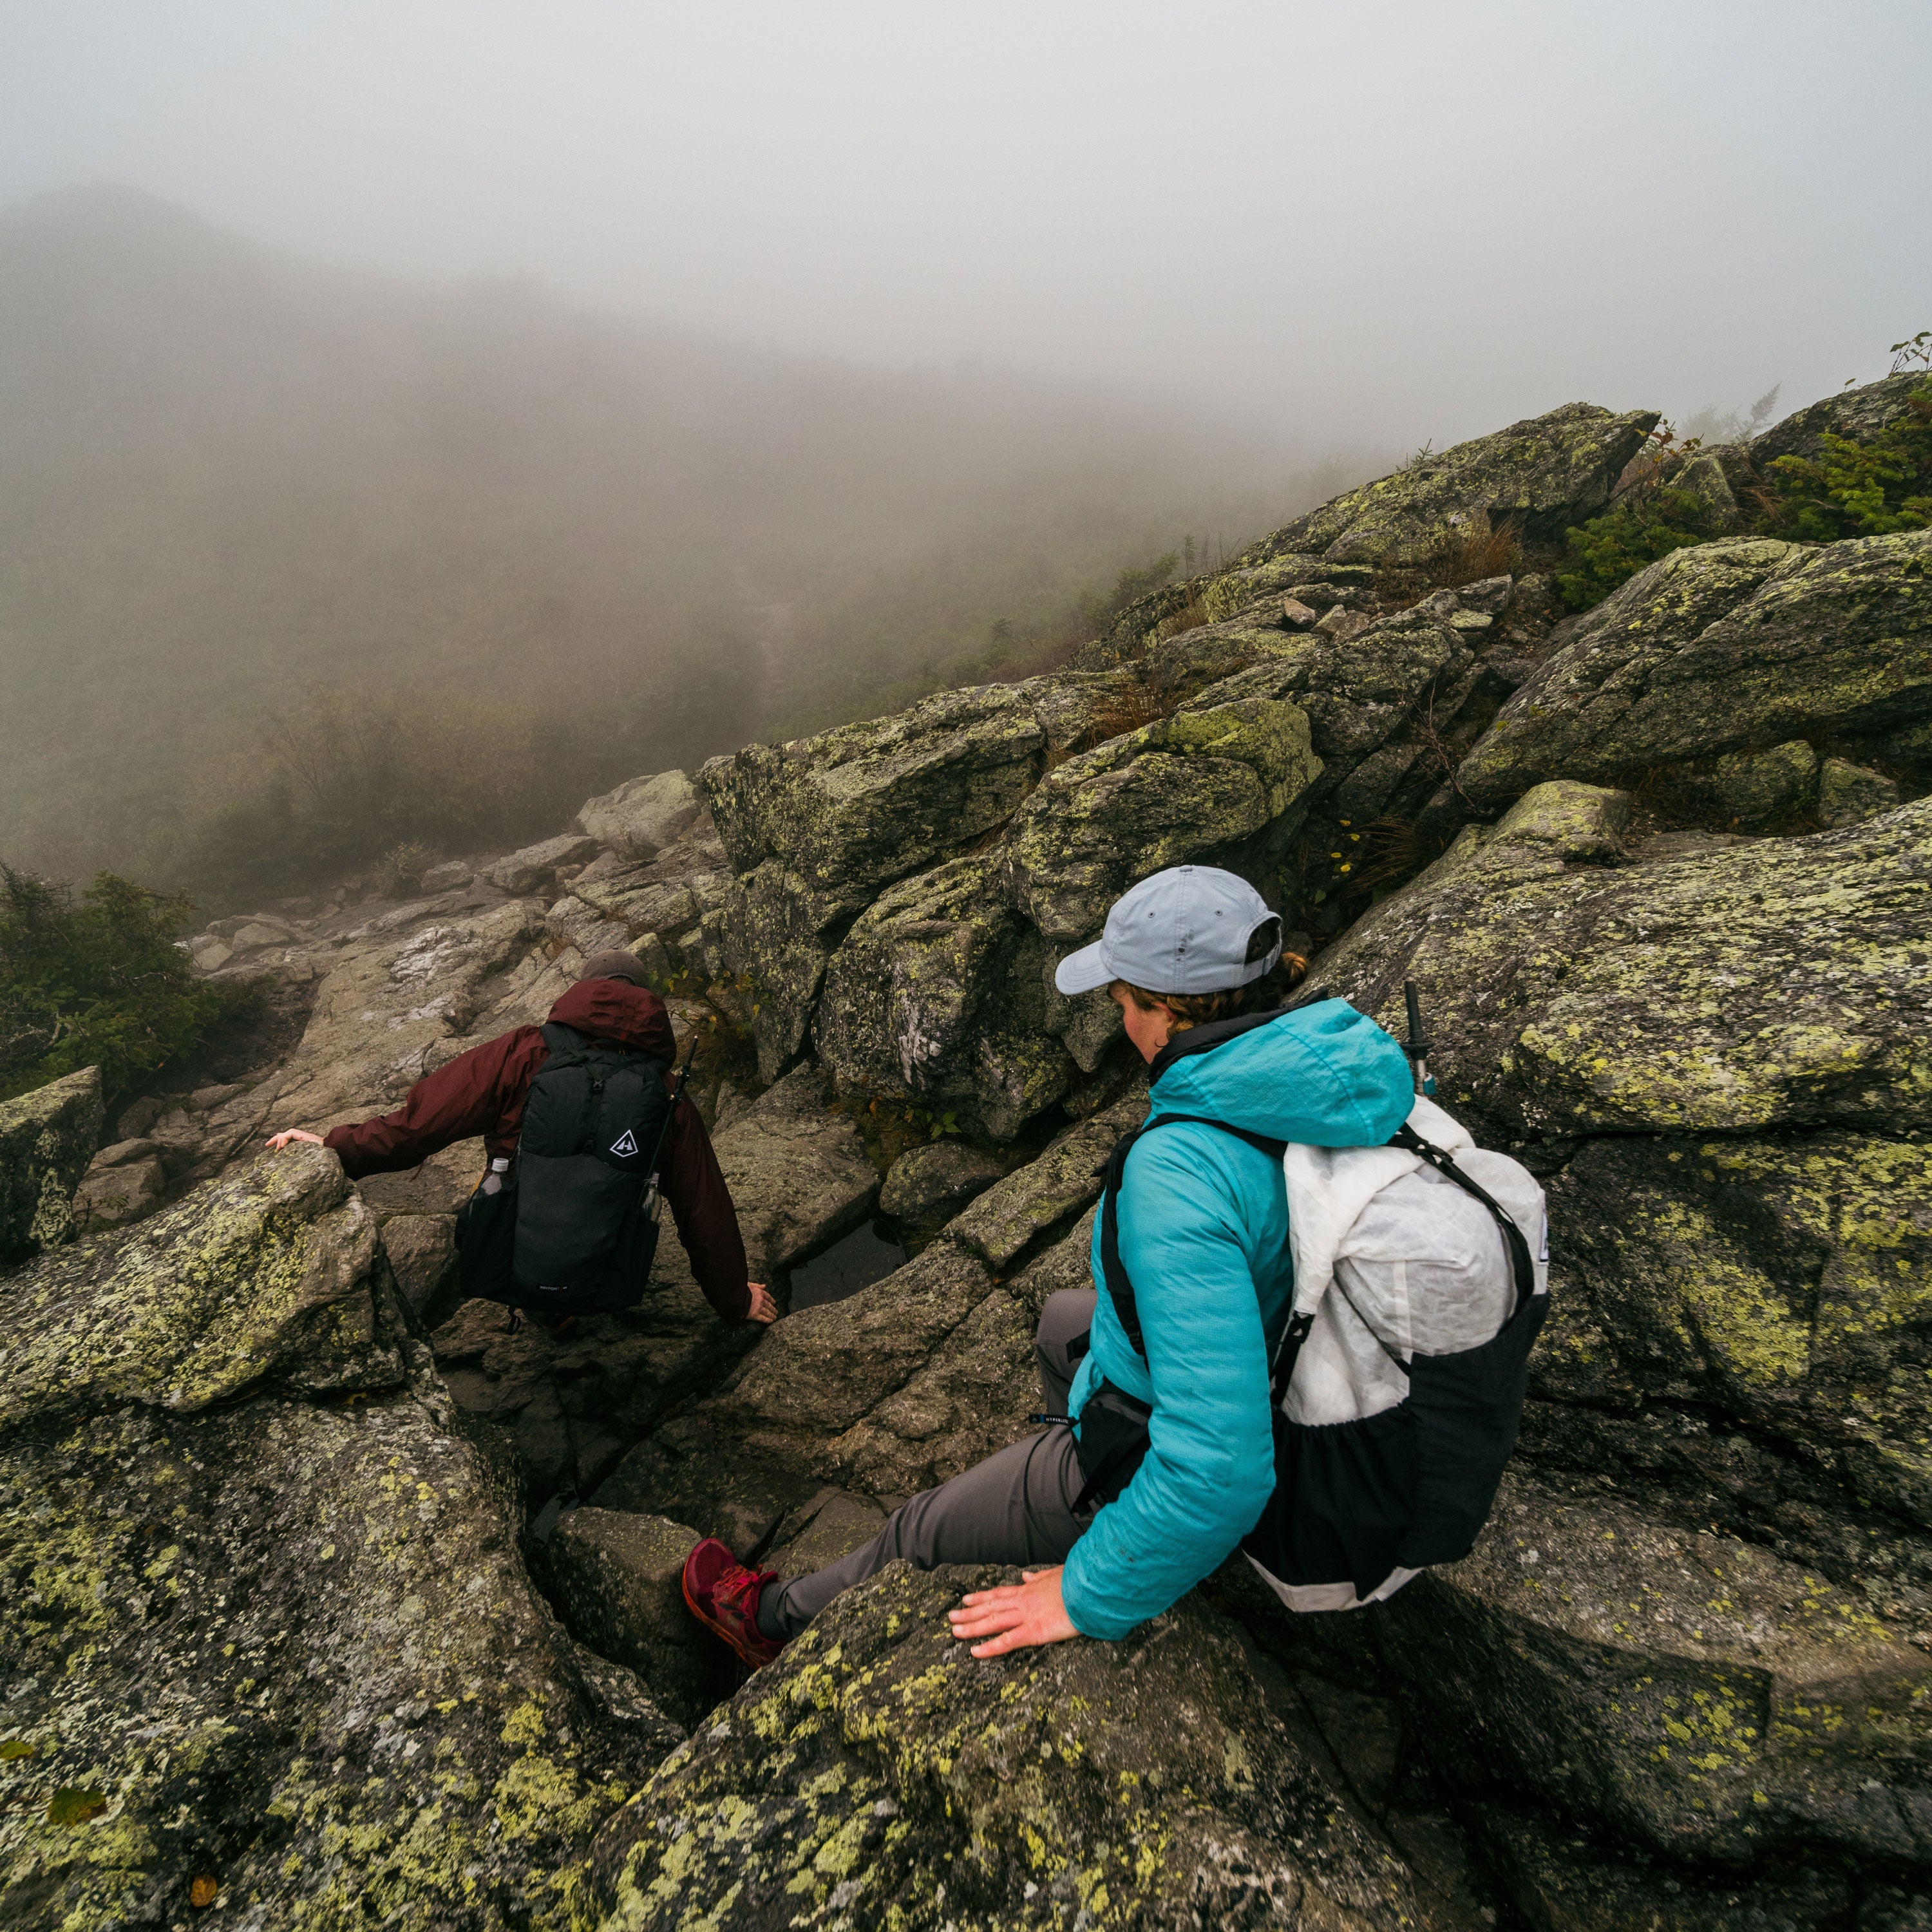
1459, 529, 1932, 809
1378, 1473, 1932, 1868
0, 1065, 104, 1269
582, 1560, 1416, 1931
1319, 788, 1932, 1139
1, 1146, 406, 1428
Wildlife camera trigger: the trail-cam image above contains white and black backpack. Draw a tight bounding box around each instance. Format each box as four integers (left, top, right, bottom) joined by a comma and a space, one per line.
1074, 1051, 1548, 1613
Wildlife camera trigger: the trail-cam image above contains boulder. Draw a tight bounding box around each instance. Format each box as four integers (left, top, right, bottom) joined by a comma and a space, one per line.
418, 857, 473, 893
0, 1150, 652, 1930
1483, 1804, 1854, 1931
542, 1508, 717, 1725
486, 831, 601, 895
576, 770, 702, 858
1457, 530, 1932, 810
1670, 445, 1749, 535
70, 1151, 166, 1231
0, 1065, 103, 1267
708, 1063, 880, 1278
1231, 401, 1658, 569
699, 683, 1056, 914
377, 1209, 459, 1325
1007, 695, 1322, 942
1316, 784, 1932, 1139
878, 1139, 1007, 1224
1748, 370, 1931, 468
1377, 1474, 1932, 1868
1680, 737, 1818, 824
764, 1486, 889, 1573
581, 1562, 1417, 1931
2, 1145, 404, 1425
1817, 755, 1902, 828
1533, 1130, 1932, 1535
814, 855, 1074, 1138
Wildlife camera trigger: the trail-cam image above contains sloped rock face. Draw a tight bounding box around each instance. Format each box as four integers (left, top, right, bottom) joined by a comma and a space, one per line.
1300, 780, 1932, 1886
582, 1561, 1417, 1932
0, 1065, 102, 1265
1379, 1473, 1931, 1867
1457, 529, 1932, 810
1749, 368, 1931, 468
1318, 784, 1932, 1139
0, 1146, 659, 1932
1235, 401, 1657, 567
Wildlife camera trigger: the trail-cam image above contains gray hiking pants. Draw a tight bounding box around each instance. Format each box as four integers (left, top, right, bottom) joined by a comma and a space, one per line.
757, 1288, 1097, 1640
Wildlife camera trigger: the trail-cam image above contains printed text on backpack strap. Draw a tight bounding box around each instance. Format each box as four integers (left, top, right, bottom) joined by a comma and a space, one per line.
1097, 1115, 1289, 1361
1385, 1124, 1535, 1314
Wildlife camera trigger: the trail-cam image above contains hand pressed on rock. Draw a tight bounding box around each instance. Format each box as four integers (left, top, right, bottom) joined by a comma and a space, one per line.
947, 1566, 1079, 1658
744, 1283, 781, 1325
266, 1130, 325, 1151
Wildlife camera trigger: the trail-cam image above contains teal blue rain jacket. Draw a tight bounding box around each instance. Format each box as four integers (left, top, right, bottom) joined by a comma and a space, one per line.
1061, 999, 1414, 1640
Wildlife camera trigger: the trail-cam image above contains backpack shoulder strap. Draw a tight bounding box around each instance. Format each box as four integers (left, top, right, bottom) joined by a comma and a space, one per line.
1097, 1114, 1289, 1360
1385, 1124, 1536, 1316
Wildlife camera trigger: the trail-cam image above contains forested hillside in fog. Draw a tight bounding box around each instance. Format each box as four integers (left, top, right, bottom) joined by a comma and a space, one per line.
0, 187, 1352, 897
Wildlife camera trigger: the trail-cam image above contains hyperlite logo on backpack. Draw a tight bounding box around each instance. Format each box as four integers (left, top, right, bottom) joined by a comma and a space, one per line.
455, 1023, 684, 1316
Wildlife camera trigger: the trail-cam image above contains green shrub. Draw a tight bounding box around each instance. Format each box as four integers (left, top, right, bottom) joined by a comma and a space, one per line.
0, 866, 237, 1103
1765, 380, 1932, 541
1556, 485, 1715, 611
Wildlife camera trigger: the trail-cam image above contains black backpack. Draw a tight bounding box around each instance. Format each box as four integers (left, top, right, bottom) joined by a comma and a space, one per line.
453, 1023, 678, 1316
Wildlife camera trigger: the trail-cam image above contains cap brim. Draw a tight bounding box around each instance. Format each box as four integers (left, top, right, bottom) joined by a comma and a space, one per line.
1054, 940, 1115, 996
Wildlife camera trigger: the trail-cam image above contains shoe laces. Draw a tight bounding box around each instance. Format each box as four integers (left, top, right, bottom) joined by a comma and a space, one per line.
713, 1560, 773, 1618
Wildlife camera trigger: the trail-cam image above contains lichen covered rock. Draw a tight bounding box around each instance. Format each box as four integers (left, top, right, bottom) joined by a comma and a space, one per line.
1458, 530, 1932, 809
814, 855, 1074, 1137
1007, 695, 1321, 942
0, 1065, 104, 1267
1378, 1474, 1932, 1867
1234, 401, 1657, 568
0, 1150, 660, 1932
582, 1561, 1417, 1931
1, 1145, 404, 1425
1318, 786, 1932, 1139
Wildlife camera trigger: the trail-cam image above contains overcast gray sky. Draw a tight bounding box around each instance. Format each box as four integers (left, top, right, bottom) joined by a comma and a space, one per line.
3, 0, 1927, 449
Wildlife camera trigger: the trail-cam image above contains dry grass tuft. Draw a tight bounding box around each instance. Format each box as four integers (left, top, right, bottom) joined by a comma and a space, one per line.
1431, 511, 1524, 589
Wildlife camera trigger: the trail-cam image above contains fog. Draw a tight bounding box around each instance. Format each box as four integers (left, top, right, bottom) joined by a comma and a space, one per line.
2, 1, 1927, 897
7, 1, 1926, 442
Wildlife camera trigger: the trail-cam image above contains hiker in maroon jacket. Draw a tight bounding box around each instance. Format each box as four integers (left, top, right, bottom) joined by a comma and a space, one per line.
268, 950, 778, 1326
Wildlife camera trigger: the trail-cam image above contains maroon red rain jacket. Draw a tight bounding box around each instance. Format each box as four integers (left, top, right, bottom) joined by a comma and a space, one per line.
324, 978, 752, 1321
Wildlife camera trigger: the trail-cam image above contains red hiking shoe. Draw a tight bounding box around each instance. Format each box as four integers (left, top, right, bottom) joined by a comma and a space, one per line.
681, 1538, 785, 1668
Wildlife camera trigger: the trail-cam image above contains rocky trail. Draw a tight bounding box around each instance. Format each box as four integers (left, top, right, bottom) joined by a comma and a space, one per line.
4, 377, 1931, 1929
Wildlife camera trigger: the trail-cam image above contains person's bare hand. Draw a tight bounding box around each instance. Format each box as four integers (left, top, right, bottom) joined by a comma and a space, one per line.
744, 1282, 781, 1325
947, 1566, 1079, 1658
266, 1129, 325, 1151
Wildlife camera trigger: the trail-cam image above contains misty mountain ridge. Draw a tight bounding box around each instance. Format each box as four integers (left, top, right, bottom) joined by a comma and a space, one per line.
0, 185, 1324, 887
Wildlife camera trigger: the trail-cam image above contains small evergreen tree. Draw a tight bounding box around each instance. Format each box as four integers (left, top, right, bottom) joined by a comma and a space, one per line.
0, 866, 232, 1102
1766, 380, 1932, 541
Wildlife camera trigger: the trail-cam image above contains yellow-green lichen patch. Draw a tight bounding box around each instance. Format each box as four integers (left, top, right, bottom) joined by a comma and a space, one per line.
580, 1560, 1414, 1929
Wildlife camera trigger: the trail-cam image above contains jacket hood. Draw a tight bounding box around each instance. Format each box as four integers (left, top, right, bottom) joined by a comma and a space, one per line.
1148, 998, 1414, 1148
546, 977, 677, 1060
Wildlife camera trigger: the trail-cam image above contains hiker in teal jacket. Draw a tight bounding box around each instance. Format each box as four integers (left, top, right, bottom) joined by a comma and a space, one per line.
680, 864, 1414, 1667
1057, 993, 1412, 1640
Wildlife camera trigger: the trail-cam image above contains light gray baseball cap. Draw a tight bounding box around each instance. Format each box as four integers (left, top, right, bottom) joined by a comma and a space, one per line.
1054, 865, 1283, 996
